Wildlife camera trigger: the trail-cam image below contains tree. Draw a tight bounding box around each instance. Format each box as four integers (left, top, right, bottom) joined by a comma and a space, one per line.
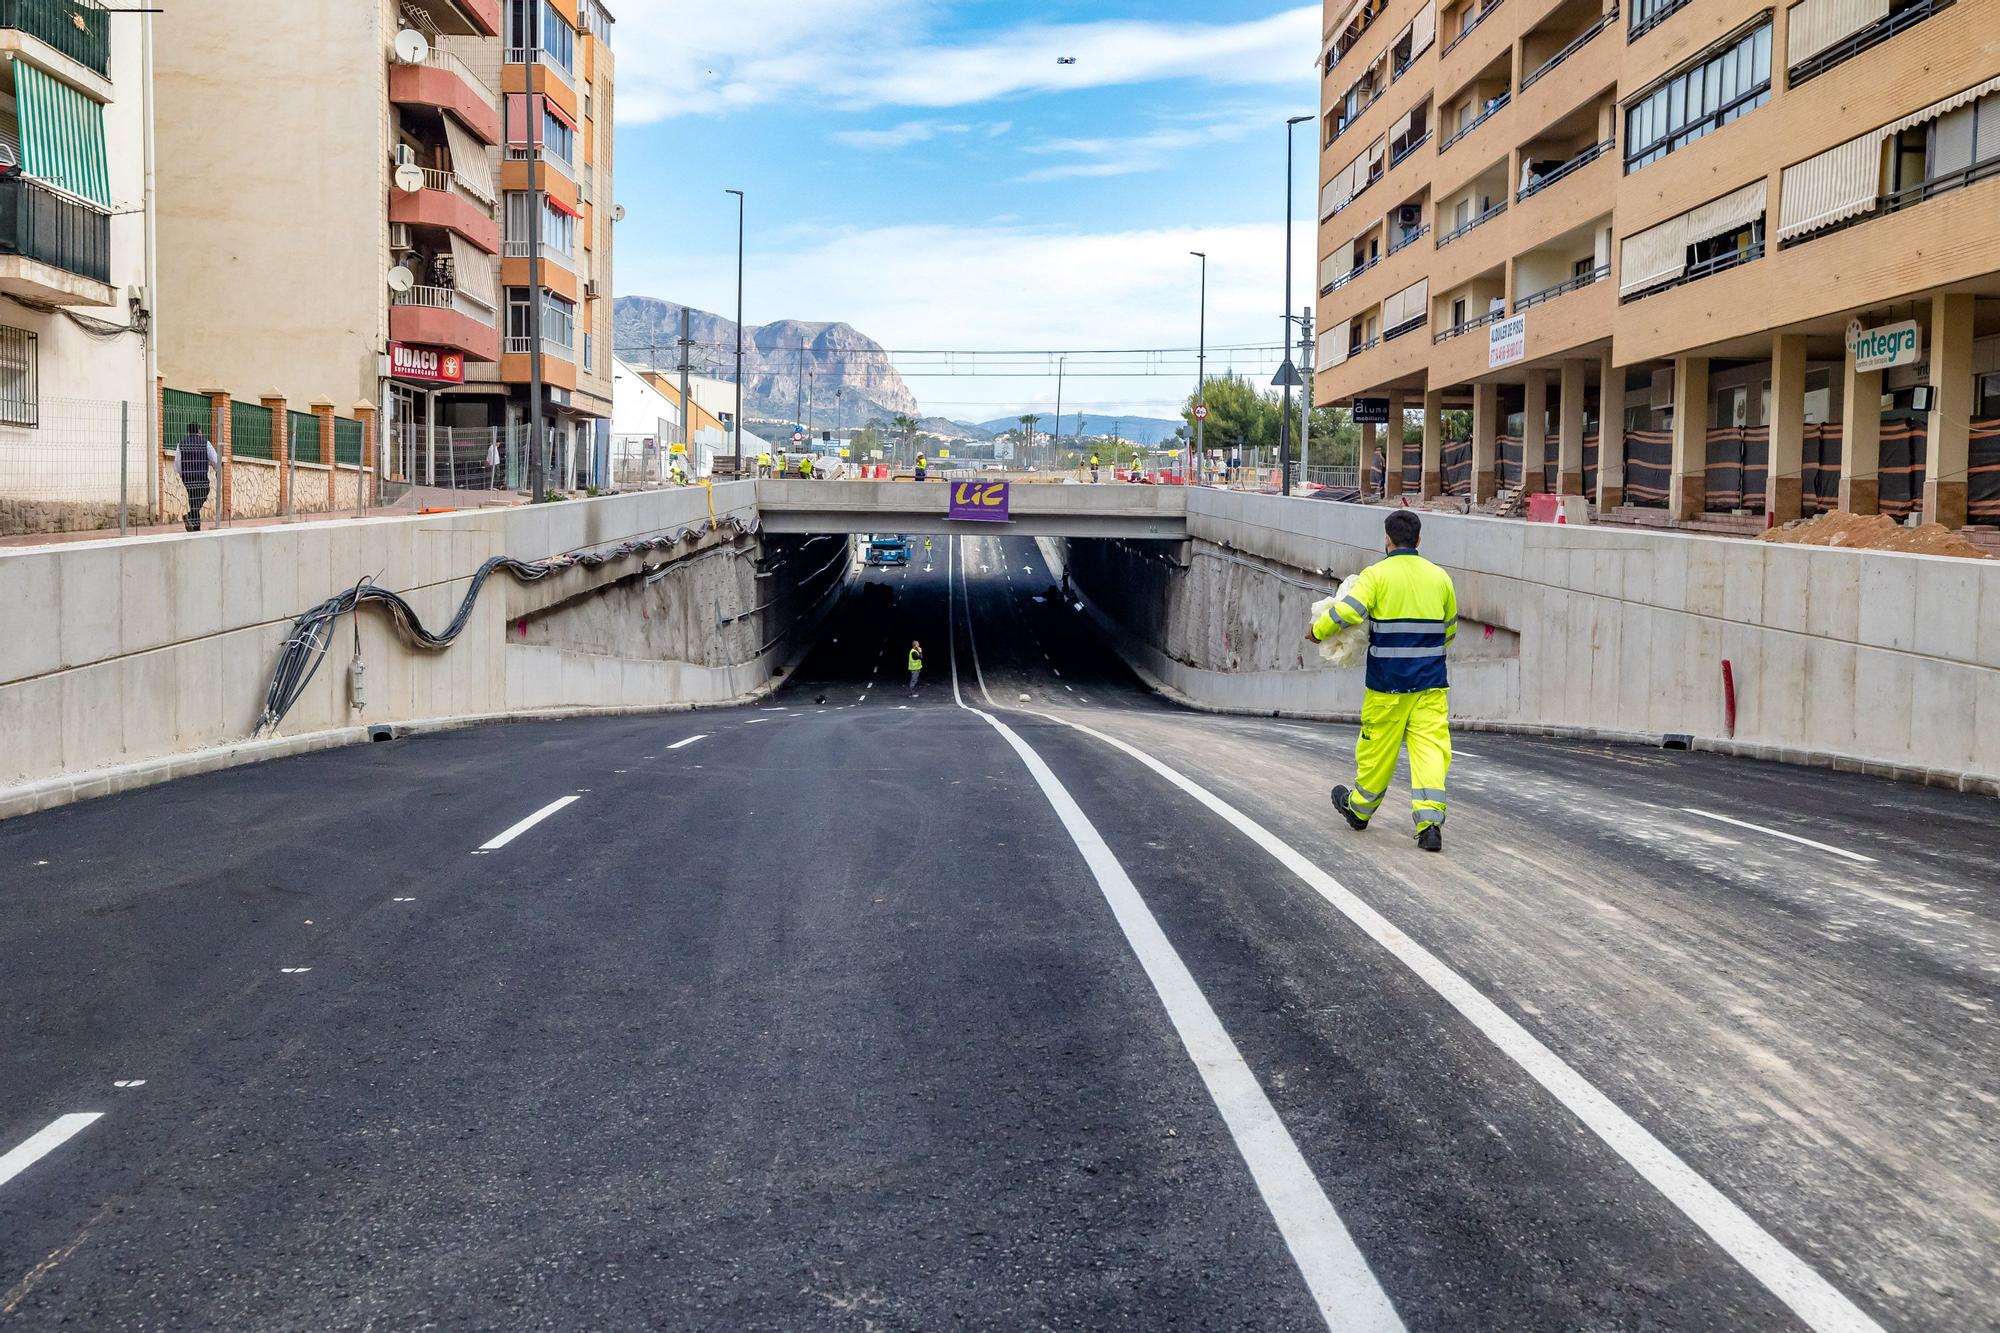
1019, 414, 1042, 463
891, 414, 919, 465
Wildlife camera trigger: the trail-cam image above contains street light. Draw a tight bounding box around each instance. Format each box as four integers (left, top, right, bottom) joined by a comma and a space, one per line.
726, 188, 744, 473
1190, 250, 1206, 485
1277, 114, 1313, 498
1054, 354, 1067, 476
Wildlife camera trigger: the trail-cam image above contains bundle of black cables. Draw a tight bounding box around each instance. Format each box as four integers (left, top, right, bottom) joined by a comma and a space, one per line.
256, 518, 757, 735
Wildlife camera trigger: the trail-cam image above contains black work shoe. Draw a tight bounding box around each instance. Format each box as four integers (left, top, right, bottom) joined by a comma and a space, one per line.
1331, 786, 1370, 832
1417, 825, 1443, 853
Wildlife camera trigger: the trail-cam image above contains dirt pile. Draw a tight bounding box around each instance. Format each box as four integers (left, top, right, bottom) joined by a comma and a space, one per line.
1755, 511, 1990, 559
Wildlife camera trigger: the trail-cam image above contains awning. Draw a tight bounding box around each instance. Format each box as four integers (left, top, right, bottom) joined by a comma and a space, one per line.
442, 114, 496, 205
448, 231, 499, 311
1778, 133, 1884, 239
1880, 74, 2000, 139
1409, 1, 1436, 55
1785, 0, 1887, 66
14, 62, 109, 208
1620, 179, 1766, 295
1320, 321, 1351, 369
544, 190, 579, 218
544, 97, 578, 133
1384, 278, 1429, 330
505, 93, 543, 146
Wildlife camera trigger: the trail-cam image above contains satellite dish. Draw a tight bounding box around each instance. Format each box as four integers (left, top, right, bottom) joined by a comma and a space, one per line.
387, 265, 416, 293
611, 203, 627, 222
393, 162, 426, 193
393, 29, 430, 64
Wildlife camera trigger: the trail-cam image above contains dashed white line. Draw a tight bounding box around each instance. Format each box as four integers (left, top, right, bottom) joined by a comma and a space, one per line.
745, 719, 768, 725
280, 967, 312, 974
667, 735, 708, 751
475, 795, 582, 852
1681, 808, 1877, 864
112, 1080, 146, 1089
0, 1114, 102, 1191
948, 537, 1401, 1332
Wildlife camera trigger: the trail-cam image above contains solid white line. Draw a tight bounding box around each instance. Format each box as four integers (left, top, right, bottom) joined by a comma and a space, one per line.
668, 735, 708, 751
1682, 808, 1876, 864
0, 1114, 102, 1191
476, 795, 582, 852
744, 719, 768, 725
949, 538, 1401, 1332
1038, 709, 1887, 1333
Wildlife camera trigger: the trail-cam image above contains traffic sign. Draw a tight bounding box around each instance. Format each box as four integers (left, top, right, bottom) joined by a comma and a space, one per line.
1193, 403, 1209, 421
792, 430, 805, 443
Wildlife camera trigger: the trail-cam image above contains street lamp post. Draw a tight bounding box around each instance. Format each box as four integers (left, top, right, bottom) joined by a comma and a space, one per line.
1054, 354, 1066, 477
1190, 250, 1206, 484
1279, 114, 1313, 498
726, 188, 744, 474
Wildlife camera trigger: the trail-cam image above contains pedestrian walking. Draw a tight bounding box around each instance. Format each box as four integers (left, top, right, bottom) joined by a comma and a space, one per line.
486, 438, 501, 490
907, 640, 924, 693
176, 423, 219, 531
1308, 510, 1456, 851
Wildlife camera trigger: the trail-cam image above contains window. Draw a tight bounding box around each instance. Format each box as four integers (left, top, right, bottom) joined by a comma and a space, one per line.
541, 0, 575, 72
0, 325, 37, 427
506, 0, 575, 73
583, 331, 594, 371
1573, 256, 1594, 277
542, 109, 576, 165
584, 90, 592, 120
1628, 0, 1692, 39
1624, 22, 1771, 171
1451, 297, 1466, 326
1979, 372, 2000, 418
542, 291, 576, 349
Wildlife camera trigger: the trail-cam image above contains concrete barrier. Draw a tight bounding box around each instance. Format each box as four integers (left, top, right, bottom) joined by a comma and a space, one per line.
1060, 491, 2000, 793
0, 483, 845, 818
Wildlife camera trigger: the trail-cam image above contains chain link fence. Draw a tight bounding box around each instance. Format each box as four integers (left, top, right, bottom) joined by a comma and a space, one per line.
0, 395, 142, 538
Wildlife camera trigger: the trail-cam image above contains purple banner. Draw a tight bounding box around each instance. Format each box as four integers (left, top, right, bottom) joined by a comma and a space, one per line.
947, 479, 1011, 523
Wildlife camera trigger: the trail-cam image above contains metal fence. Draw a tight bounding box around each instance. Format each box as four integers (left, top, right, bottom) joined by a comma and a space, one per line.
0, 395, 141, 538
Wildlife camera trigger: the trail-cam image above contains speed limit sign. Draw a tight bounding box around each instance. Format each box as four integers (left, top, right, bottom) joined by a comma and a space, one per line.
1193, 403, 1209, 420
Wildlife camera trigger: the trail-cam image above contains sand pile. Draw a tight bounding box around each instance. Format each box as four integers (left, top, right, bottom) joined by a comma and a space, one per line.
1756, 511, 1990, 558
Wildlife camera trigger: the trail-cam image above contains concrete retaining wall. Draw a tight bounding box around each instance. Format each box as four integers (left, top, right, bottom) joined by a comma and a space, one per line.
1060, 490, 2000, 792
0, 483, 840, 817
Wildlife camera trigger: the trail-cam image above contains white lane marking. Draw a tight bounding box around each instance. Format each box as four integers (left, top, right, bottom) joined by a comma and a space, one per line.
745, 719, 768, 725
113, 1080, 145, 1089
0, 1114, 102, 1191
475, 795, 582, 852
948, 537, 1401, 1332
280, 967, 312, 974
392, 897, 416, 902
859, 695, 868, 703
668, 735, 708, 751
1036, 711, 1888, 1333
762, 707, 785, 711
1682, 808, 1877, 864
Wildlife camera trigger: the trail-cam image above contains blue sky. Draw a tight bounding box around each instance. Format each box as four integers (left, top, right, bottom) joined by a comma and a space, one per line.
609, 1, 1321, 423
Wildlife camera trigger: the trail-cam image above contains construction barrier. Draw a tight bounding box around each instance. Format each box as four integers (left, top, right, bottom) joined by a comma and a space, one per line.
1971, 419, 2000, 522
1624, 429, 1671, 507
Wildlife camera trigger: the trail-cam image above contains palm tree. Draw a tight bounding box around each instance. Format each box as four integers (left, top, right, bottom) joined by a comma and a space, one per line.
1019, 414, 1042, 465
891, 414, 920, 466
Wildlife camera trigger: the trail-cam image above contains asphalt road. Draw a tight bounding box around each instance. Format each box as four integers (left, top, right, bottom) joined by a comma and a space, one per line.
2, 535, 1995, 1330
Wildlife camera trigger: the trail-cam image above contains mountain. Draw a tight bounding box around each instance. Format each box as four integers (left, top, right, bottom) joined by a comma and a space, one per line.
613, 297, 920, 431
977, 413, 1187, 447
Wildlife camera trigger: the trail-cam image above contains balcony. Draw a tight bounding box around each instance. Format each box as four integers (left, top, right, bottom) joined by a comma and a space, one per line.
1436, 197, 1506, 246
0, 173, 112, 305
1442, 0, 1503, 56
389, 170, 501, 253
1520, 8, 1617, 91
401, 0, 499, 37
505, 335, 575, 360
0, 0, 108, 78
388, 47, 501, 143
1433, 307, 1505, 343
1788, 0, 1953, 86
1620, 239, 1764, 303
1439, 91, 1509, 153
1513, 263, 1608, 311
506, 44, 576, 90
1390, 129, 1432, 167
1779, 154, 2000, 248
1517, 139, 1614, 201
1325, 252, 1379, 295
1389, 222, 1431, 254
390, 286, 500, 362
1627, 0, 1689, 39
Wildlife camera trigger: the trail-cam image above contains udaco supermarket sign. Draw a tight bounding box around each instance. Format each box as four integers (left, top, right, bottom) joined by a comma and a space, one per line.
389, 342, 466, 384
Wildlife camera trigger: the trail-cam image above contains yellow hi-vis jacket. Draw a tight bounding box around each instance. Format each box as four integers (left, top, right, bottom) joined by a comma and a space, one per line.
798, 456, 814, 477
908, 647, 924, 672
1311, 549, 1457, 694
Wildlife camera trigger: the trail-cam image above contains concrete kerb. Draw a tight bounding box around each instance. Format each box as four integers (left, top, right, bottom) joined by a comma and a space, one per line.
1036, 537, 2000, 799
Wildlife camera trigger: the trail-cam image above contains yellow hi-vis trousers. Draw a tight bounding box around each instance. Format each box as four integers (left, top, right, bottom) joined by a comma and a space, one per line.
1344, 687, 1451, 829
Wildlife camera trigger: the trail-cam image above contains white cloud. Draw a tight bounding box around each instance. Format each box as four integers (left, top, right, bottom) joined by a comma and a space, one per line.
1013, 108, 1281, 183
618, 220, 1320, 421
830, 120, 974, 150
610, 2, 1319, 122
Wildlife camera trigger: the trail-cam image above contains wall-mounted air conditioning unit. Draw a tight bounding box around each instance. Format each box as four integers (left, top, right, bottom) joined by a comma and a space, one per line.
388, 223, 412, 249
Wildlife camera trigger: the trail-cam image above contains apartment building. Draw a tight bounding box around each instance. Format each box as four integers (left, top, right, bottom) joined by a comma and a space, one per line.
0, 0, 154, 532
1315, 0, 2000, 528
154, 0, 615, 499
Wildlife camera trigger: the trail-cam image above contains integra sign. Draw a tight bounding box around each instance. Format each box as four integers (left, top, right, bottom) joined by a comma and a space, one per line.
1847, 319, 1920, 373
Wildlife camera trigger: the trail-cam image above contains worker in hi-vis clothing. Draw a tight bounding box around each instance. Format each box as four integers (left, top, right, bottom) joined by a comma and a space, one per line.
1309, 510, 1457, 852
907, 640, 924, 693
915, 453, 929, 481
1089, 453, 1101, 482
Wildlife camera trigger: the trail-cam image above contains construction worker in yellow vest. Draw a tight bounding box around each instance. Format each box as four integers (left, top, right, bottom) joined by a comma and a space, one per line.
1308, 509, 1457, 852
907, 640, 924, 693
1089, 453, 1101, 482
756, 451, 772, 477
915, 453, 928, 481
798, 454, 814, 479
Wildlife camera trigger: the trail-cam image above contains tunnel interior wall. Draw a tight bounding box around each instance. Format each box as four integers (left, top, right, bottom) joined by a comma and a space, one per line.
1051, 488, 2000, 788
0, 484, 847, 816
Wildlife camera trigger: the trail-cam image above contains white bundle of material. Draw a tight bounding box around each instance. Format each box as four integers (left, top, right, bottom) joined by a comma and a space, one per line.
1311, 575, 1368, 670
